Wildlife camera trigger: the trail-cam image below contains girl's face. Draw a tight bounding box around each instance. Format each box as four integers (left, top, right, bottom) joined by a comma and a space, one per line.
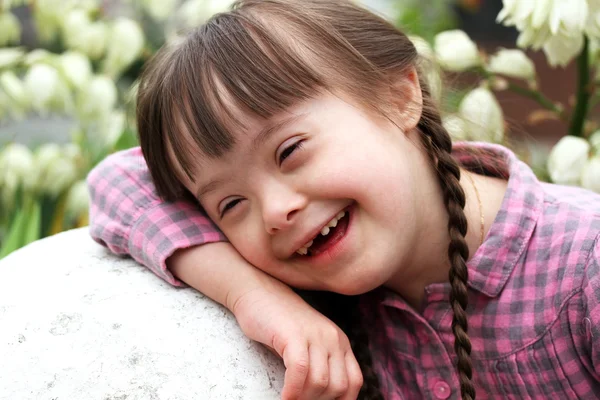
182, 91, 432, 295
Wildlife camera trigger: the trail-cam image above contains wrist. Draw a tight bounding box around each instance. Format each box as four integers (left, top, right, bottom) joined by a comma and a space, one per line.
167, 242, 286, 312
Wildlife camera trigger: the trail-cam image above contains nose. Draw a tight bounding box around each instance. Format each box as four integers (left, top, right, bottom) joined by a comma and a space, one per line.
261, 179, 307, 235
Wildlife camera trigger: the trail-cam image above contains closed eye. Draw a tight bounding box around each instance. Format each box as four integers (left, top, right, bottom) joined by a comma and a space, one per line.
279, 141, 304, 164
220, 198, 243, 218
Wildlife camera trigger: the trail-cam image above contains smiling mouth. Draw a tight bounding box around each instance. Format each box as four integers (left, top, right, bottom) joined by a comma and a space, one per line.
296, 210, 350, 257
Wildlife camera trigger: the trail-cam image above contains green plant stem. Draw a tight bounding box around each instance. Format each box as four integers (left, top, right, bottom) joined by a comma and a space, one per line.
479, 67, 564, 119
569, 37, 591, 137
505, 82, 564, 118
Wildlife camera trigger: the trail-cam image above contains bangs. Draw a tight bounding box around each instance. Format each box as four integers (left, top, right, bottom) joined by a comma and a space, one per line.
162, 9, 329, 184
138, 0, 416, 200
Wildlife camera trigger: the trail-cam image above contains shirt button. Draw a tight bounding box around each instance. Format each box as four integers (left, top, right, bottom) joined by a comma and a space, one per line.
433, 380, 452, 399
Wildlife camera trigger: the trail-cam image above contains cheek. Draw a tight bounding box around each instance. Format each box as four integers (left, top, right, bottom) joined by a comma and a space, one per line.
225, 225, 273, 271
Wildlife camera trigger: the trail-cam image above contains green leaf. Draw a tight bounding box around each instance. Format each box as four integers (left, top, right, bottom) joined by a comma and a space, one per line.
22, 200, 41, 245
0, 207, 27, 259
113, 127, 139, 151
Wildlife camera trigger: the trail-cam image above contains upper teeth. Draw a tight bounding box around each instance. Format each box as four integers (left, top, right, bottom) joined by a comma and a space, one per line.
296, 211, 346, 255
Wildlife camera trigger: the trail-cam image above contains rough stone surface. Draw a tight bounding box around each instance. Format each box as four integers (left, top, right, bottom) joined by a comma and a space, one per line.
0, 228, 284, 400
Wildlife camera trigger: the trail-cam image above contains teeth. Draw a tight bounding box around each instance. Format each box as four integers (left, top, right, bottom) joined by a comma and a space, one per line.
295, 210, 347, 255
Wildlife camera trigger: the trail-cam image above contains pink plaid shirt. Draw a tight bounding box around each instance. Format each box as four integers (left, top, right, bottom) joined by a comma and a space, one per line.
88, 143, 600, 399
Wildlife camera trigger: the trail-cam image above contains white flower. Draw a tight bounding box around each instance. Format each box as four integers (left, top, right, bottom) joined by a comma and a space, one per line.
24, 63, 72, 114
0, 47, 24, 68
498, 0, 591, 67
434, 30, 481, 72
547, 136, 590, 185
542, 31, 585, 67
142, 0, 178, 21
581, 155, 600, 192
63, 11, 107, 60
77, 75, 118, 119
0, 143, 34, 189
102, 18, 144, 78
65, 180, 89, 222
58, 51, 92, 89
586, 0, 600, 38
27, 143, 78, 197
101, 111, 126, 149
487, 48, 536, 80
458, 87, 504, 143
0, 12, 21, 46
0, 143, 34, 209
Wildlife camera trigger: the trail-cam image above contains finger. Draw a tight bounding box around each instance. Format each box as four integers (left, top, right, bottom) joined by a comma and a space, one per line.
300, 344, 329, 400
338, 351, 363, 400
281, 341, 310, 400
324, 351, 349, 399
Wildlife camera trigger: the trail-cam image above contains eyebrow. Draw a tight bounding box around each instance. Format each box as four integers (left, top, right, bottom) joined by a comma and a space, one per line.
196, 112, 307, 201
251, 112, 306, 152
196, 177, 227, 202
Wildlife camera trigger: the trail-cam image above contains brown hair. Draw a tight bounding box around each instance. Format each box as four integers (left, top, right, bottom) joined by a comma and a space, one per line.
137, 1, 475, 398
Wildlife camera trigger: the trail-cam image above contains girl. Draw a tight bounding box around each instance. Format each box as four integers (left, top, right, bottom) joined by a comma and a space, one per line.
88, 0, 600, 399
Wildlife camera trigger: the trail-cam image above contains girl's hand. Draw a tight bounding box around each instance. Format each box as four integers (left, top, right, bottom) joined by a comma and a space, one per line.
231, 282, 363, 400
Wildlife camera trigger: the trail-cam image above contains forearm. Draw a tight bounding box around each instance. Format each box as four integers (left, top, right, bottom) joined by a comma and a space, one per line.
168, 242, 291, 313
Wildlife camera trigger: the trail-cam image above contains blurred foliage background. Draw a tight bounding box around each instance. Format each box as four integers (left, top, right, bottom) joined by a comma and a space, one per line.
1, 0, 599, 258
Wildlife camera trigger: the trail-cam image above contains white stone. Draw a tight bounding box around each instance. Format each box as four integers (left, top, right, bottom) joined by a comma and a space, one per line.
0, 228, 284, 400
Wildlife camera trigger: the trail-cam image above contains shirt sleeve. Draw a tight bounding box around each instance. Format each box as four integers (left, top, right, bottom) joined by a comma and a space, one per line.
86, 147, 227, 286
582, 233, 600, 377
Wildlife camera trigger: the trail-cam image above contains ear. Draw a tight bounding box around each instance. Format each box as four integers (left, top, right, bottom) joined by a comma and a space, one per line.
388, 66, 423, 133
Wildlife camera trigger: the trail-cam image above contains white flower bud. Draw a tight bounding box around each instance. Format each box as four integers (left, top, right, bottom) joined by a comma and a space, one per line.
458, 87, 504, 143
58, 51, 92, 89
102, 18, 144, 78
0, 12, 21, 46
589, 130, 600, 153
23, 49, 54, 66
409, 35, 435, 60
24, 64, 59, 111
0, 70, 28, 108
62, 9, 91, 44
24, 63, 72, 114
142, 0, 178, 21
77, 75, 117, 119
0, 47, 24, 68
547, 136, 590, 185
442, 114, 468, 142
434, 30, 480, 72
581, 155, 600, 193
63, 10, 107, 60
171, 0, 234, 33
487, 49, 536, 80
